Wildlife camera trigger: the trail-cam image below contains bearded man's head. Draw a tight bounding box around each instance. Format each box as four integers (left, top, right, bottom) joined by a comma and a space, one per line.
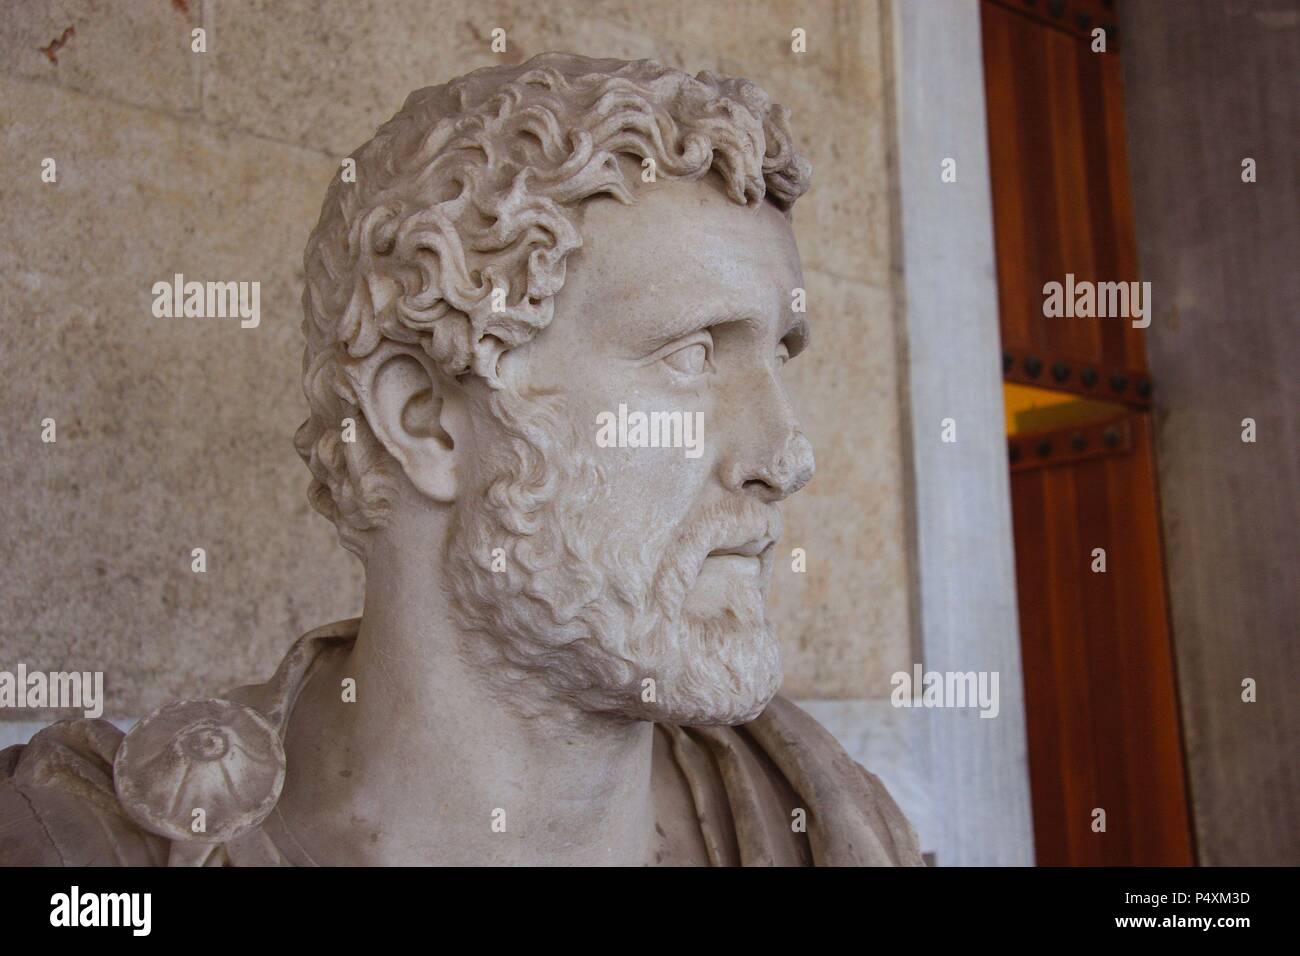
295, 54, 815, 726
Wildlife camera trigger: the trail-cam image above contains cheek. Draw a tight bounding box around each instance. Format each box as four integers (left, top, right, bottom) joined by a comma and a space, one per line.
601, 450, 709, 529
548, 335, 719, 524
572, 390, 715, 533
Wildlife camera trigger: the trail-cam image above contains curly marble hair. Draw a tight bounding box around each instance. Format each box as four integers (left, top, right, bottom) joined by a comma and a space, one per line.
296, 53, 811, 555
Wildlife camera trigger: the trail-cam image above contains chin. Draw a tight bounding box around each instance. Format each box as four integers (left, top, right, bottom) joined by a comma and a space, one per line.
617, 616, 784, 727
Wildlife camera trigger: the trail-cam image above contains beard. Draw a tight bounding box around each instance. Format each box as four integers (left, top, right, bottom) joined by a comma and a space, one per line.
445, 390, 783, 726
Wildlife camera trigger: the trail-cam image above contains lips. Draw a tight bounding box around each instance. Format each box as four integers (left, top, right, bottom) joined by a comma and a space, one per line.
682, 505, 783, 591
701, 539, 776, 582
707, 538, 773, 559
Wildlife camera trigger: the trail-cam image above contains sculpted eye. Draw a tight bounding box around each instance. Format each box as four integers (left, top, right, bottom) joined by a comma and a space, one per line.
663, 341, 710, 375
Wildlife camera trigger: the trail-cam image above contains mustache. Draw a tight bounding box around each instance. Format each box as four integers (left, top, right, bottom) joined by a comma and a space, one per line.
649, 497, 783, 615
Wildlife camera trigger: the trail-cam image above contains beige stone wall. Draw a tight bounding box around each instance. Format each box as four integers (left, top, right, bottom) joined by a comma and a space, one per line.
0, 0, 911, 717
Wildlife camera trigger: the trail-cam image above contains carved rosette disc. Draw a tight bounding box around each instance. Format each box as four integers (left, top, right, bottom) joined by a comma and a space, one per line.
113, 697, 286, 843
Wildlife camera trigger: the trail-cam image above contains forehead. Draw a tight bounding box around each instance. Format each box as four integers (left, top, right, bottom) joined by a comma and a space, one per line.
558, 174, 804, 346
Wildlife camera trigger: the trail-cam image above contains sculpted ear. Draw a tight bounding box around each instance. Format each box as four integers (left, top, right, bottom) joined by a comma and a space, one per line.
352, 344, 462, 504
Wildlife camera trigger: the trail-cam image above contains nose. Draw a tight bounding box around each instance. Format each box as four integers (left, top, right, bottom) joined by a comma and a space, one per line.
719, 386, 816, 503
740, 428, 814, 501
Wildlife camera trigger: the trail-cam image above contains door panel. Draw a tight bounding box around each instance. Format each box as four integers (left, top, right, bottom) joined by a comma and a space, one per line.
1010, 414, 1193, 864
982, 0, 1150, 404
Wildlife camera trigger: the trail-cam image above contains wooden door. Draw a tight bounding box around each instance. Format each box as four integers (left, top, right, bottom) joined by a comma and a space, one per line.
982, 0, 1149, 404
1009, 414, 1193, 864
982, 0, 1195, 864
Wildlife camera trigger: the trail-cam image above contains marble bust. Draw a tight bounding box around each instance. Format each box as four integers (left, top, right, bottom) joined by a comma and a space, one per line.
1, 54, 921, 867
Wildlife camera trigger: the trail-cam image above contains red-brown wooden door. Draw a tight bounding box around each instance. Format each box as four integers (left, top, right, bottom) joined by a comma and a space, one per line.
1009, 414, 1192, 864
983, 0, 1150, 402
982, 0, 1195, 864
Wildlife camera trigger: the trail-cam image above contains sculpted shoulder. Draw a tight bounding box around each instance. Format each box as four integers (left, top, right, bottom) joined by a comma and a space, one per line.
0, 718, 166, 866
1, 697, 292, 867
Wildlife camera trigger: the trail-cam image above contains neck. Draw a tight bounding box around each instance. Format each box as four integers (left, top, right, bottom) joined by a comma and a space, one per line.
278, 528, 656, 866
